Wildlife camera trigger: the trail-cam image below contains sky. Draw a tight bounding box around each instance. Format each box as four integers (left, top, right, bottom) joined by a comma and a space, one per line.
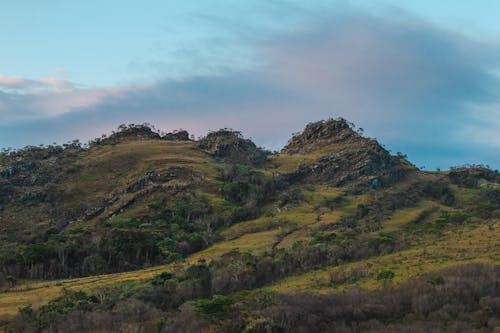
1, 0, 499, 170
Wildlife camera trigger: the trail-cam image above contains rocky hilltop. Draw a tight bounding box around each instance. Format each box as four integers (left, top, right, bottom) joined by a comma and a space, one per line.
283, 118, 358, 154
198, 129, 268, 166
280, 118, 416, 189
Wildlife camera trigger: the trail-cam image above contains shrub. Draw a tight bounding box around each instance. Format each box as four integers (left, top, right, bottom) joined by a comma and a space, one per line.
376, 269, 395, 280
152, 271, 174, 286
193, 295, 233, 319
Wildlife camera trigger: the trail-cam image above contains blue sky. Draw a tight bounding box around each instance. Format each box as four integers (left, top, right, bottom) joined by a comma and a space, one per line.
1, 0, 499, 169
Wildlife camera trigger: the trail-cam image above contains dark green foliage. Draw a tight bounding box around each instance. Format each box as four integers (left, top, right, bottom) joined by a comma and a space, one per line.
366, 233, 399, 255
343, 185, 424, 232
17, 289, 99, 331
376, 269, 395, 280
184, 260, 211, 280
22, 244, 56, 265
152, 272, 174, 286
321, 195, 348, 210
193, 295, 233, 319
220, 164, 277, 206
0, 192, 218, 279
427, 275, 445, 286
311, 232, 338, 244
421, 180, 456, 205
149, 194, 211, 226
375, 232, 397, 243
219, 164, 282, 223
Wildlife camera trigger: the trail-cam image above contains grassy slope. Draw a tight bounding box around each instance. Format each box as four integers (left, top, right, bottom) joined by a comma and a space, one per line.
0, 139, 221, 252
69, 140, 220, 223
270, 222, 499, 293
2, 172, 498, 320
1, 126, 499, 331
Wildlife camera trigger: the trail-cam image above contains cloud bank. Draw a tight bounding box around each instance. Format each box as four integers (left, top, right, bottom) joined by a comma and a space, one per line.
1, 10, 499, 169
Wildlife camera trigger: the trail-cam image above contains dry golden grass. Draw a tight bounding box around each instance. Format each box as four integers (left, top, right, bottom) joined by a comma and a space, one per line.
270, 222, 499, 293
268, 144, 349, 174
0, 264, 169, 318
380, 201, 437, 233
70, 140, 218, 197
189, 229, 282, 262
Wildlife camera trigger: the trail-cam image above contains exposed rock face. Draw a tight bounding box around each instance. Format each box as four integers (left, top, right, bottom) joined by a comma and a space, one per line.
125, 167, 199, 193
288, 143, 411, 188
283, 118, 358, 154
283, 118, 415, 188
163, 130, 190, 141
84, 166, 200, 221
198, 129, 268, 166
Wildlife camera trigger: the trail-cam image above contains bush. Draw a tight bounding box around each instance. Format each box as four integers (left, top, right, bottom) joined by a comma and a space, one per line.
376, 269, 395, 280
152, 271, 174, 286
13, 289, 100, 331
193, 295, 233, 319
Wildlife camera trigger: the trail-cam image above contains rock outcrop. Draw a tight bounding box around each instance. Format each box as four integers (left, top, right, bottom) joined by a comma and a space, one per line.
198, 129, 268, 166
283, 118, 416, 188
283, 118, 357, 154
91, 124, 160, 146
163, 130, 190, 141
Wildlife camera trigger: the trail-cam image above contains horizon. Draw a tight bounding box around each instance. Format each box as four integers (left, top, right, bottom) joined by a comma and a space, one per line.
1, 1, 499, 170
2, 118, 496, 172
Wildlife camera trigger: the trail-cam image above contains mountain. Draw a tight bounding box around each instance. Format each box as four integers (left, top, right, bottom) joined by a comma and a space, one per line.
0, 119, 498, 333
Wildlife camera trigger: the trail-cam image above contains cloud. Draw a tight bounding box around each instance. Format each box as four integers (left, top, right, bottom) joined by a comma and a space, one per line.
0, 83, 139, 121
260, 12, 500, 121
0, 9, 499, 169
0, 74, 76, 93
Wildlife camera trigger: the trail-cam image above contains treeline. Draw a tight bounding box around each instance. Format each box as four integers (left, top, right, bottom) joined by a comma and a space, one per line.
7, 227, 408, 332
7, 263, 499, 332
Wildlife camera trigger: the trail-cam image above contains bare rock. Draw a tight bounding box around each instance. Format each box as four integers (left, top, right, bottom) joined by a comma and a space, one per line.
198, 129, 268, 166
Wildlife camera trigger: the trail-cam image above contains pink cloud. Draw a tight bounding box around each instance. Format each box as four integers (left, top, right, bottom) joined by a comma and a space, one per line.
20, 85, 138, 118
0, 74, 75, 92
0, 73, 147, 120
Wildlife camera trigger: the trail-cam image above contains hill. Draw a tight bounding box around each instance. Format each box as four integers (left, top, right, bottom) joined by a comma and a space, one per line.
0, 119, 498, 332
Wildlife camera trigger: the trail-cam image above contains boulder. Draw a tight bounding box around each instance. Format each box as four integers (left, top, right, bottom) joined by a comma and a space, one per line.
163, 130, 190, 141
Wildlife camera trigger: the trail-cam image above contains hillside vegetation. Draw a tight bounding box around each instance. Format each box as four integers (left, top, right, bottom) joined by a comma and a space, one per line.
0, 119, 498, 332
